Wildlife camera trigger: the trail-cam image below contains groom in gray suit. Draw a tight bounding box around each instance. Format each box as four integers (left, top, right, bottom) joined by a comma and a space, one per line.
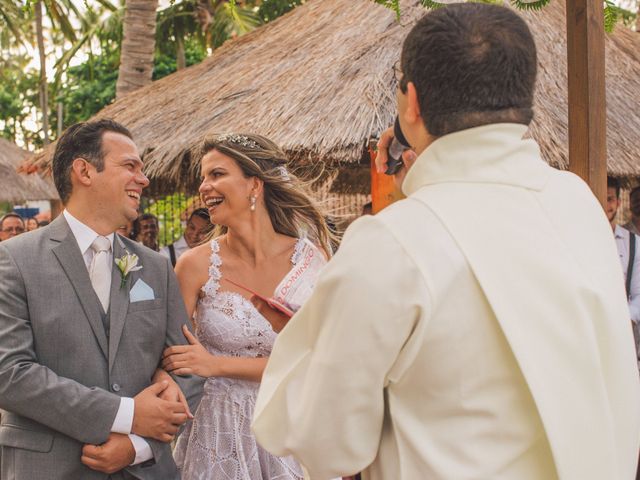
0, 119, 203, 479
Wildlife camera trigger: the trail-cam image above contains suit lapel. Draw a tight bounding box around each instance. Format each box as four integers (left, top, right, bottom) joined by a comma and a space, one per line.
50, 216, 109, 360
108, 236, 130, 372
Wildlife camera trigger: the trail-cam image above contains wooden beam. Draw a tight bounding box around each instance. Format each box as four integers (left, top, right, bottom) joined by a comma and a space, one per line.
565, 0, 608, 207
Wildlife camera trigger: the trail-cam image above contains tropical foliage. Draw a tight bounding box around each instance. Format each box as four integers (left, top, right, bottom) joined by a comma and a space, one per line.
373, 0, 637, 32
0, 0, 306, 146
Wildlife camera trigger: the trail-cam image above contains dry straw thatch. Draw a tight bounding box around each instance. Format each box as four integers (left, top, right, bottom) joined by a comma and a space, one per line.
0, 138, 58, 202
27, 0, 640, 193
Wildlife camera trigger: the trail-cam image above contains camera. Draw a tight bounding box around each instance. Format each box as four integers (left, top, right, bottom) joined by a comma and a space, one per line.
384, 116, 412, 175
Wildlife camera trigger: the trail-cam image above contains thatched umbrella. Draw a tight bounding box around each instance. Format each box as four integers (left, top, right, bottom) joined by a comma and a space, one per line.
0, 138, 58, 203
26, 0, 640, 193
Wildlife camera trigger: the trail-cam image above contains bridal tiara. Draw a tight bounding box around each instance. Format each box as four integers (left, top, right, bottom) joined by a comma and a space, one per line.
216, 133, 260, 150
216, 133, 290, 180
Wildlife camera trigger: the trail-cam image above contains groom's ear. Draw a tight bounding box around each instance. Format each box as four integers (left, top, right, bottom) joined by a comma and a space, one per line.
71, 157, 94, 187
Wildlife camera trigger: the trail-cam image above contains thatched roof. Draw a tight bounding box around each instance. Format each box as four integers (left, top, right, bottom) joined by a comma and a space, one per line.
26, 0, 640, 192
0, 138, 58, 202
528, 0, 640, 177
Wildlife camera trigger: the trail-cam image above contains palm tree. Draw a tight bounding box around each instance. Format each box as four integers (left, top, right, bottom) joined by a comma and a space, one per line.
116, 0, 159, 100
34, 1, 50, 144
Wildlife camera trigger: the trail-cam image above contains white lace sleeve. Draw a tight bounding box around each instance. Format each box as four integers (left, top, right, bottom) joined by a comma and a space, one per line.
201, 239, 222, 298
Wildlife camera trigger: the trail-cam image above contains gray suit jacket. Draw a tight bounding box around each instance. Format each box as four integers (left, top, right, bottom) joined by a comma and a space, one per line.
0, 215, 203, 479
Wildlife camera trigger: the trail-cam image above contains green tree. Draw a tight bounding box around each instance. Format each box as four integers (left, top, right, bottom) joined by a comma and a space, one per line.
0, 56, 40, 147
257, 0, 304, 22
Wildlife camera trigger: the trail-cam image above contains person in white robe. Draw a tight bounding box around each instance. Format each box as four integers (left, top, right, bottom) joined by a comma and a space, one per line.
252, 4, 640, 479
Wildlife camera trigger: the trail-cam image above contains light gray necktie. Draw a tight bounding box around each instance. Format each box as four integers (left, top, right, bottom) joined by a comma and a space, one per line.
89, 235, 112, 312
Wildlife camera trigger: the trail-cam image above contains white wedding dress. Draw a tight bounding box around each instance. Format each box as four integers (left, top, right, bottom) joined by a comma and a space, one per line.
174, 237, 326, 480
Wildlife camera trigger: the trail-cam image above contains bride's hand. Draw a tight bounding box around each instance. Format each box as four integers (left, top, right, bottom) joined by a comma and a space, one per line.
152, 368, 193, 419
162, 325, 218, 378
251, 296, 290, 333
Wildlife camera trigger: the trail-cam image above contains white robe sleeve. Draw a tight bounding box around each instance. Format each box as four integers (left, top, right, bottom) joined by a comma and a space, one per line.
252, 215, 428, 479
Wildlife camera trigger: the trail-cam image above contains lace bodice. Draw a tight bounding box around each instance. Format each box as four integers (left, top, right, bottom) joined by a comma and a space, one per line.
195, 237, 314, 359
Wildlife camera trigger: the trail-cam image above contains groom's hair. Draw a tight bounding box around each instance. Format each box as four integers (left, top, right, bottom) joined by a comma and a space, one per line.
52, 119, 133, 204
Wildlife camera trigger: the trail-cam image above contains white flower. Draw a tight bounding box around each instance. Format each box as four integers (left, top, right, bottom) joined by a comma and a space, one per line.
115, 252, 142, 288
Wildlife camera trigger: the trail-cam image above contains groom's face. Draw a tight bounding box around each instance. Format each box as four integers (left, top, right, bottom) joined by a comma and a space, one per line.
90, 132, 149, 230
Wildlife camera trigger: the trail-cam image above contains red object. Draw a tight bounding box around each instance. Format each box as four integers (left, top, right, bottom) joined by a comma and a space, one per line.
369, 145, 405, 213
223, 278, 294, 318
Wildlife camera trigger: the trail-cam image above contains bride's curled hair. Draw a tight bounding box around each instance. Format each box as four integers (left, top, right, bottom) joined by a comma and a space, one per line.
199, 133, 335, 256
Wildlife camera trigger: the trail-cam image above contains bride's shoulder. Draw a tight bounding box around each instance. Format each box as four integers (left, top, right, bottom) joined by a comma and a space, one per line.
177, 240, 215, 269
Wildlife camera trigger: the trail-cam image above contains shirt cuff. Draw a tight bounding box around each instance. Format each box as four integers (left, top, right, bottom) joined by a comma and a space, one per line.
128, 434, 154, 465
111, 397, 134, 434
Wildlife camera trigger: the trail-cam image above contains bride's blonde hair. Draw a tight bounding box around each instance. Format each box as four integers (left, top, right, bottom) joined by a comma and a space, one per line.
199, 133, 335, 256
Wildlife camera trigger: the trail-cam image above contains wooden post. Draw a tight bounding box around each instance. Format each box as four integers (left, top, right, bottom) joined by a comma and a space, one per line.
368, 140, 405, 213
565, 0, 607, 207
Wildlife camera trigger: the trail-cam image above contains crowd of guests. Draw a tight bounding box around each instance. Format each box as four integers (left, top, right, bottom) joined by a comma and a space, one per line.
0, 209, 211, 260
0, 212, 49, 242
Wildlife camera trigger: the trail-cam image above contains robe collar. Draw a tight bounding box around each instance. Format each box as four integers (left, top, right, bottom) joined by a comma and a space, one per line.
402, 123, 550, 196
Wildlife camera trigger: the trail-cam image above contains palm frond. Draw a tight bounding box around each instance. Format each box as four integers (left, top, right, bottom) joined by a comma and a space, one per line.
93, 0, 118, 13
43, 0, 77, 42
0, 0, 28, 45
53, 21, 100, 88
372, 0, 401, 19
224, 0, 261, 34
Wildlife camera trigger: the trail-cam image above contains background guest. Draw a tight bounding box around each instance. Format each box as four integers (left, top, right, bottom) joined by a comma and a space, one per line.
606, 177, 640, 353
132, 213, 159, 251
116, 219, 134, 239
25, 217, 39, 232
160, 208, 211, 267
0, 213, 25, 241
624, 186, 640, 235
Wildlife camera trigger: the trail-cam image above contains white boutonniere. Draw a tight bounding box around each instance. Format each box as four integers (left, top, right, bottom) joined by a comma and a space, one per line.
115, 252, 142, 288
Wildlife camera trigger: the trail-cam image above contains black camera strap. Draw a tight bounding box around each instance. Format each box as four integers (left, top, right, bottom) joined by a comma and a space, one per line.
627, 232, 635, 299
168, 243, 177, 268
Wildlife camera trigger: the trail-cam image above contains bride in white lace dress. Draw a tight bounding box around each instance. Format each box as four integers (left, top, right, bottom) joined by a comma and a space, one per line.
162, 133, 333, 480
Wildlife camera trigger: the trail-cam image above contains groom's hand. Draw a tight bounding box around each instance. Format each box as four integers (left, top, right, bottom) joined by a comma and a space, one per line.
81, 433, 135, 474
132, 381, 188, 442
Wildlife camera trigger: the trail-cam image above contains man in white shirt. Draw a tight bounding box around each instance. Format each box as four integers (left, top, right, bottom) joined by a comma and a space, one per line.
160, 208, 211, 267
624, 186, 640, 235
607, 177, 640, 343
252, 4, 640, 479
0, 119, 203, 479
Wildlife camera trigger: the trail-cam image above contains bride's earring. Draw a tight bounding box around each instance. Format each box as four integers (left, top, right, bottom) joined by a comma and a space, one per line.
250, 195, 257, 212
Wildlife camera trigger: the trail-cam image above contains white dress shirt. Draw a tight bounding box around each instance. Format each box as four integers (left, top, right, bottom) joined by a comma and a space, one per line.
159, 235, 189, 263
63, 210, 152, 465
614, 224, 640, 323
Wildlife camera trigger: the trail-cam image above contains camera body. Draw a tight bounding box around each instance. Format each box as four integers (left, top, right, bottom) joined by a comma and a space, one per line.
384, 116, 412, 175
